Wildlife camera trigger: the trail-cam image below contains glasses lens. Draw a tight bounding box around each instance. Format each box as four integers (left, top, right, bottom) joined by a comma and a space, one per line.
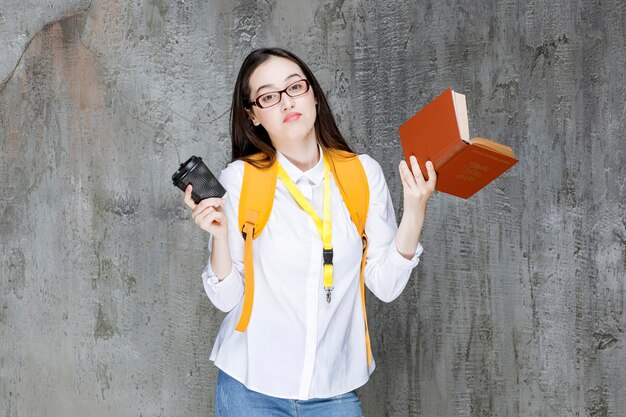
285, 80, 309, 98
257, 92, 280, 108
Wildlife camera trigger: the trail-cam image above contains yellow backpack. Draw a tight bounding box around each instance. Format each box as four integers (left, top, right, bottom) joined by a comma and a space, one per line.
235, 149, 372, 366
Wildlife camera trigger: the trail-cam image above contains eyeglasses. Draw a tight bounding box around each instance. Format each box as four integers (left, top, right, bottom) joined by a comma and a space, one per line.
248, 79, 311, 109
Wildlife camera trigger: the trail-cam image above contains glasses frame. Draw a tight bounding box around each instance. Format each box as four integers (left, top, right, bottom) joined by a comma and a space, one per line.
248, 79, 311, 109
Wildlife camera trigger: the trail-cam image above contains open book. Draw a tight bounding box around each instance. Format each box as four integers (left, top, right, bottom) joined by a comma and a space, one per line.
399, 88, 518, 199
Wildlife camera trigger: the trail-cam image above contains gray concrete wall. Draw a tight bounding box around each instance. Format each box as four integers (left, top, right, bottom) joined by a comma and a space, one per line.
1, 0, 624, 416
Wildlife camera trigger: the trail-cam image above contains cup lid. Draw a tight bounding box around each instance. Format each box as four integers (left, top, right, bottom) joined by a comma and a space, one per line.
172, 156, 202, 183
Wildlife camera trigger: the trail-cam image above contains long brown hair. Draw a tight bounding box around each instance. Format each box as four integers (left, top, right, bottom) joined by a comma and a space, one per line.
230, 48, 353, 168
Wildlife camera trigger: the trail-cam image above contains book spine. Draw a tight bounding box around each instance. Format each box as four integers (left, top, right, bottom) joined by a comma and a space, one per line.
433, 139, 468, 171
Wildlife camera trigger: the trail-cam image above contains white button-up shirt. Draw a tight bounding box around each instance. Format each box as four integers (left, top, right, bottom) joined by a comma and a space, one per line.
202, 149, 423, 400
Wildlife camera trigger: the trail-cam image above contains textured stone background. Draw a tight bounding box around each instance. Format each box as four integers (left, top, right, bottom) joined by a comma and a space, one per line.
1, 0, 625, 416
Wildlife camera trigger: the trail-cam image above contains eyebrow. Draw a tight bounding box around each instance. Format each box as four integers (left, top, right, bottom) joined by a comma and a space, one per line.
255, 73, 303, 95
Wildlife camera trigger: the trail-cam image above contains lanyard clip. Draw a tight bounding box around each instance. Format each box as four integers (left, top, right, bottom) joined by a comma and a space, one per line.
323, 249, 333, 303
325, 286, 334, 303
322, 248, 333, 265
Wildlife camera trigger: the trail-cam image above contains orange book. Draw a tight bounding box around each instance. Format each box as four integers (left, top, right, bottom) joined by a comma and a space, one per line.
399, 88, 518, 199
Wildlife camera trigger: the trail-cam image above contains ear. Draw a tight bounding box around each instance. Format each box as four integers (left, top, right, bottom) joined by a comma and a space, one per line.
246, 108, 261, 126
246, 109, 261, 126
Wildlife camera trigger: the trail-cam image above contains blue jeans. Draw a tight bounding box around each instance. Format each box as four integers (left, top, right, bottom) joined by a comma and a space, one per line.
215, 370, 366, 417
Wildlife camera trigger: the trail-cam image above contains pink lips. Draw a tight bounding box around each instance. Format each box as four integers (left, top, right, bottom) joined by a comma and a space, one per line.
283, 112, 302, 123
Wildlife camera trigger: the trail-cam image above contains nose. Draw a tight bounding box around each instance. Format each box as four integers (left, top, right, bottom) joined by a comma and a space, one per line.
280, 92, 295, 110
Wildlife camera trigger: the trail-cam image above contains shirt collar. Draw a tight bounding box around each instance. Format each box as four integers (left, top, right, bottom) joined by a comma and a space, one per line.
276, 144, 325, 186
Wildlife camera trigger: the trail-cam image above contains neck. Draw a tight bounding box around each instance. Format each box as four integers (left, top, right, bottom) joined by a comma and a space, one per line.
276, 138, 320, 171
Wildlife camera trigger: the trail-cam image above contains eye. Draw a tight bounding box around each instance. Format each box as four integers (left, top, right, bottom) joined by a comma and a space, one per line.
260, 93, 277, 103
289, 82, 304, 92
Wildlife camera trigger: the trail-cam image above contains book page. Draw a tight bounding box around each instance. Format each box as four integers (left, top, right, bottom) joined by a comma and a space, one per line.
452, 90, 469, 142
469, 137, 516, 159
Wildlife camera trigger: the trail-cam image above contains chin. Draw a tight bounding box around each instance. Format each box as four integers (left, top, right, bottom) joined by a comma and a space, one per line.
284, 122, 315, 140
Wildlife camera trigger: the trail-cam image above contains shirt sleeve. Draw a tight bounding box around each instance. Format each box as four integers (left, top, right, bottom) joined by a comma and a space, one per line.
359, 154, 423, 303
201, 161, 246, 312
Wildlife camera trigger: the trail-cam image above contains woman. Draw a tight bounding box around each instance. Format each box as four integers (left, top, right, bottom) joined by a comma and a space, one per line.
183, 48, 436, 417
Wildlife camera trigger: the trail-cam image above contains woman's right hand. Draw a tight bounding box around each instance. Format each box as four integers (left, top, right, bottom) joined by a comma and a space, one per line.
184, 185, 228, 238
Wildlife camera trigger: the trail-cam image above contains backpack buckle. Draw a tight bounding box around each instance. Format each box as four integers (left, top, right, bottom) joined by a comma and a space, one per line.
241, 224, 255, 240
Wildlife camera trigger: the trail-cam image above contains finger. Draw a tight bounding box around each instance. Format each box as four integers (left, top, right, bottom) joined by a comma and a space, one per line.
409, 155, 427, 185
399, 160, 415, 187
193, 204, 216, 222
209, 212, 225, 225
195, 209, 217, 226
183, 185, 197, 209
197, 211, 225, 230
200, 197, 226, 208
398, 161, 409, 186
425, 161, 437, 187
194, 198, 226, 217
399, 160, 417, 190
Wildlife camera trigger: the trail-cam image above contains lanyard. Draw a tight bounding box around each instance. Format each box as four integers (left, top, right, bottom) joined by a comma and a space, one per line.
277, 153, 334, 303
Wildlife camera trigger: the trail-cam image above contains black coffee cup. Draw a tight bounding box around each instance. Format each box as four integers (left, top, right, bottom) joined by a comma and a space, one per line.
172, 156, 226, 204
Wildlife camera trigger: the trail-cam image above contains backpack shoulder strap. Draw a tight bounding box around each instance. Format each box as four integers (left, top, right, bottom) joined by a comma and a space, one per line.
235, 154, 277, 332
238, 154, 278, 240
327, 150, 369, 235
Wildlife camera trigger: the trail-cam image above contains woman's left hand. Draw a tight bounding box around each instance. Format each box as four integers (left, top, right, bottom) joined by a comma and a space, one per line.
395, 155, 437, 259
399, 155, 437, 212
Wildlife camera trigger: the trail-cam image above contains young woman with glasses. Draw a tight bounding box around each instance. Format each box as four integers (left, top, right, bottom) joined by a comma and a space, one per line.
183, 48, 436, 416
